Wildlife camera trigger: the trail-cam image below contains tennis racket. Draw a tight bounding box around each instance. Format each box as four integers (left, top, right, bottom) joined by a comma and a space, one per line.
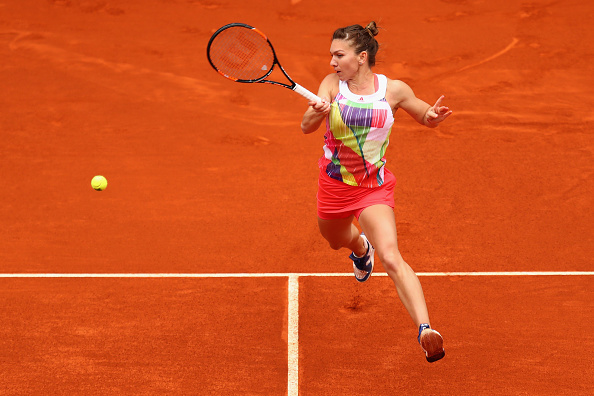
207, 23, 321, 103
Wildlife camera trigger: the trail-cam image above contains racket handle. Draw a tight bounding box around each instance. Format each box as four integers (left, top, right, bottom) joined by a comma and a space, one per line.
293, 83, 321, 103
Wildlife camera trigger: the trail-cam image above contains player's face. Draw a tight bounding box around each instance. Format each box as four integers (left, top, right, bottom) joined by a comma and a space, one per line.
329, 39, 361, 80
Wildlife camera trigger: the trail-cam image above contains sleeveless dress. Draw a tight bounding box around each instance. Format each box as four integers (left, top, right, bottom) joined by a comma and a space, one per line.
317, 74, 397, 220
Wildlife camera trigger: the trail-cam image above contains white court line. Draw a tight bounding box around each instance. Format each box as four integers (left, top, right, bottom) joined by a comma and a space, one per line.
2, 270, 592, 396
287, 275, 299, 396
0, 271, 593, 278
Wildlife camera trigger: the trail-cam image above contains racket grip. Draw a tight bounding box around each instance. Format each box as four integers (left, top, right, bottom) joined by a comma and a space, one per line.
293, 83, 321, 103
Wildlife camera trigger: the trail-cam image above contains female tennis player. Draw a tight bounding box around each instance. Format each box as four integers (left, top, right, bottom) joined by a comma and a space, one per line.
301, 22, 451, 363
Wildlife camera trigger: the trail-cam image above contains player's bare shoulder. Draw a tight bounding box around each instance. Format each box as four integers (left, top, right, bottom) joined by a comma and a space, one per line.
319, 73, 340, 101
385, 77, 415, 110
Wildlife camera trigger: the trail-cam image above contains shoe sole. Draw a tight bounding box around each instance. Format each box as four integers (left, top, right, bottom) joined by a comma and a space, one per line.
354, 261, 374, 282
420, 330, 445, 363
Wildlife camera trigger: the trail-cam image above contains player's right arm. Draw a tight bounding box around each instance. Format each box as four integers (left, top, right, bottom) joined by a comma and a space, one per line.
301, 74, 337, 134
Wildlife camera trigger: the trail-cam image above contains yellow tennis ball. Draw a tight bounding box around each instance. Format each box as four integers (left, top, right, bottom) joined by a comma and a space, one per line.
91, 175, 108, 191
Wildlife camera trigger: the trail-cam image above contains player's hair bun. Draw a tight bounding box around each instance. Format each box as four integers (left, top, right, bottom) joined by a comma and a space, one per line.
365, 21, 379, 37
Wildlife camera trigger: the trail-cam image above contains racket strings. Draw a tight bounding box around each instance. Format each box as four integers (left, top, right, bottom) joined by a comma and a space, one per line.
209, 27, 274, 81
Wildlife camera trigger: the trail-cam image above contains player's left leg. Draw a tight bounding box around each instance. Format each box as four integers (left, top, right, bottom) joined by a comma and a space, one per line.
358, 204, 445, 362
358, 204, 430, 326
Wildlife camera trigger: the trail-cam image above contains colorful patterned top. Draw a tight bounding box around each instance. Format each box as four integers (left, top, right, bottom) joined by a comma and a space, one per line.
319, 74, 395, 188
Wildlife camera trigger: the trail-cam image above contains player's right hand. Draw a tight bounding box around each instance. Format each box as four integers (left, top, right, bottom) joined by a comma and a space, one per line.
309, 98, 331, 115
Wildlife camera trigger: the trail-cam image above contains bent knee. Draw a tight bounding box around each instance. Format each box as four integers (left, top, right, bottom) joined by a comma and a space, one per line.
322, 234, 350, 251
327, 240, 344, 251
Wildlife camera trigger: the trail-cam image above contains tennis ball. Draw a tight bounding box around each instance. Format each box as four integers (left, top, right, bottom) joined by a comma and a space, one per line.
91, 175, 108, 191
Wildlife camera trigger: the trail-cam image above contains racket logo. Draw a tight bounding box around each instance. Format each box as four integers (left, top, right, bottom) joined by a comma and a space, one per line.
219, 32, 259, 69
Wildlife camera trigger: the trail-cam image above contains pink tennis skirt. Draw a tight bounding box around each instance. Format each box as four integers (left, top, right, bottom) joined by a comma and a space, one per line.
317, 168, 396, 220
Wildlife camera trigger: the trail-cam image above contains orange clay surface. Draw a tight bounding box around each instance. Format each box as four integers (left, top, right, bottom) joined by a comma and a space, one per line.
1, 0, 593, 394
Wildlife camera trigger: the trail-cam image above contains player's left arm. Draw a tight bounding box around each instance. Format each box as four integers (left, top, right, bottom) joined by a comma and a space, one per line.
388, 79, 452, 128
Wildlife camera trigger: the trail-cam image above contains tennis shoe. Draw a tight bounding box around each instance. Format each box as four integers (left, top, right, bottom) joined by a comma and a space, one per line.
418, 324, 445, 363
349, 233, 374, 282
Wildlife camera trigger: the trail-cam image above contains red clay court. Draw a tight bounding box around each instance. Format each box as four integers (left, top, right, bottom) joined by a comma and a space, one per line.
1, 0, 593, 394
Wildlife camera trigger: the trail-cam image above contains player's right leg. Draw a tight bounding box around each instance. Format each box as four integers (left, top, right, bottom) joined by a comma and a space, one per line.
317, 216, 374, 281
317, 215, 365, 254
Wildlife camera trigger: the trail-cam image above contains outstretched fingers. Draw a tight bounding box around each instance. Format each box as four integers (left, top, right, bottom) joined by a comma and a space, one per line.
430, 95, 452, 122
440, 109, 453, 120
433, 95, 445, 109
426, 109, 438, 120
426, 95, 453, 124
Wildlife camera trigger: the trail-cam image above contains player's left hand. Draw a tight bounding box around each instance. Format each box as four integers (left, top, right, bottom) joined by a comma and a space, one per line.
426, 95, 452, 125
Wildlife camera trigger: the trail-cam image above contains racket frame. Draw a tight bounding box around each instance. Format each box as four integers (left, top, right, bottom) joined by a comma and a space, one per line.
206, 23, 320, 102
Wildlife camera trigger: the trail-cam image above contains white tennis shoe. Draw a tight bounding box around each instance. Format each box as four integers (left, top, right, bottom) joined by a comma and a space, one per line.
349, 233, 374, 282
418, 324, 445, 363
